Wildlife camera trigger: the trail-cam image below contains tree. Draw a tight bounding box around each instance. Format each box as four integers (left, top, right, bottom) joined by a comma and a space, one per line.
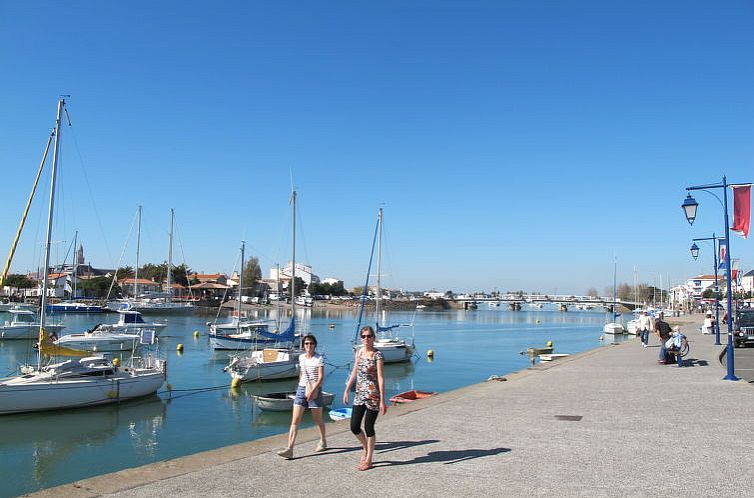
242, 257, 262, 296
140, 263, 167, 283
4, 274, 35, 290
79, 276, 121, 298
616, 283, 632, 301
116, 266, 134, 280
172, 263, 191, 287
586, 287, 599, 298
291, 277, 307, 297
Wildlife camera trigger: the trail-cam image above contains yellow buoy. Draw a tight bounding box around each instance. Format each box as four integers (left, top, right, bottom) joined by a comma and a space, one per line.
599, 335, 604, 341
231, 377, 241, 388
112, 357, 121, 367
328, 324, 335, 329
193, 330, 199, 338
546, 341, 553, 347
176, 343, 184, 352
536, 319, 541, 324
427, 349, 434, 357
166, 383, 173, 392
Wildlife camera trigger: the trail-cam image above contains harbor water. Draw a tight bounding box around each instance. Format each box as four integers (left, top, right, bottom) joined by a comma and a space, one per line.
0, 304, 629, 496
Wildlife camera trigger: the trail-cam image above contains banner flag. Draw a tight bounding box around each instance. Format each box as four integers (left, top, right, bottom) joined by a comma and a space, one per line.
718, 240, 728, 271
731, 185, 751, 239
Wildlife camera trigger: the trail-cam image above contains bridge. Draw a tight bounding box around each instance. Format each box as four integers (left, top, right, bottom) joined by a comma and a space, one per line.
450, 295, 640, 312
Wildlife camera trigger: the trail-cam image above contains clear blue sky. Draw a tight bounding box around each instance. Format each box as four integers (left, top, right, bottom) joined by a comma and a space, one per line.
2, 1, 754, 294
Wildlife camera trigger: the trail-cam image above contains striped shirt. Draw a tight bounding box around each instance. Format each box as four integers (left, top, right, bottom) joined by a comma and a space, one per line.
298, 353, 324, 387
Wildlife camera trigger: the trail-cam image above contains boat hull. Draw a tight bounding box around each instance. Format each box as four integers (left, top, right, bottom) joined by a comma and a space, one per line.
0, 324, 65, 340
603, 323, 626, 335
253, 391, 334, 411
328, 407, 352, 421
209, 332, 276, 350
228, 350, 301, 382
0, 369, 165, 415
54, 333, 141, 352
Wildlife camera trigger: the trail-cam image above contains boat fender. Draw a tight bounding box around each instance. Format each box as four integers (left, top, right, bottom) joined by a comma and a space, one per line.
230, 377, 241, 388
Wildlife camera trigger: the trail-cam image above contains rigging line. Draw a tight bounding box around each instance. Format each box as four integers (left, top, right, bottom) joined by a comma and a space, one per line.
171, 213, 195, 299
107, 207, 140, 300
294, 192, 311, 275
64, 108, 117, 268
212, 249, 242, 323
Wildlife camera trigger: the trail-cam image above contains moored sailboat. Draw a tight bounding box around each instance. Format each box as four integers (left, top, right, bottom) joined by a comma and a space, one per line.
0, 98, 166, 415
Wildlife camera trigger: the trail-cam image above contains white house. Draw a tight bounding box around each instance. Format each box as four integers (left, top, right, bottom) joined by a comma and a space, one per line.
269, 262, 320, 287
741, 270, 754, 295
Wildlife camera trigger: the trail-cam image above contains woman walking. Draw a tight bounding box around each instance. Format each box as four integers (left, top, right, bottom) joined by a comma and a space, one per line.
277, 334, 327, 459
343, 325, 387, 471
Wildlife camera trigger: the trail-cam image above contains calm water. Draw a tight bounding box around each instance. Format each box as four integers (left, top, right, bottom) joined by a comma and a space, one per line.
0, 304, 629, 496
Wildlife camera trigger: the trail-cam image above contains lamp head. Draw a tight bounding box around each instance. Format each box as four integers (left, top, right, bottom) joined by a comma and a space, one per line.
682, 193, 698, 225
690, 242, 699, 260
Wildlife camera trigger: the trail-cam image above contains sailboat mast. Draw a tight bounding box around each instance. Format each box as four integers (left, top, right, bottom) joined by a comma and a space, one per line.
238, 241, 245, 333
72, 231, 78, 300
167, 208, 174, 297
135, 205, 142, 297
38, 97, 65, 365
376, 208, 383, 327
291, 190, 296, 318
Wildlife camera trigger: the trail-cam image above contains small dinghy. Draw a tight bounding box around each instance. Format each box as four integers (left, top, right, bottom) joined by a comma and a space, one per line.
539, 353, 570, 362
253, 391, 334, 412
526, 347, 553, 356
389, 390, 437, 405
328, 407, 352, 421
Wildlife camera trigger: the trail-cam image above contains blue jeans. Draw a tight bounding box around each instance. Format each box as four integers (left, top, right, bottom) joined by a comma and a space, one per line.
659, 342, 668, 362
640, 329, 650, 345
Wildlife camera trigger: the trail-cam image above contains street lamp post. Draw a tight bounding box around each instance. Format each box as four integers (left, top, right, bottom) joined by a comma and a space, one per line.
690, 234, 724, 345
682, 175, 741, 381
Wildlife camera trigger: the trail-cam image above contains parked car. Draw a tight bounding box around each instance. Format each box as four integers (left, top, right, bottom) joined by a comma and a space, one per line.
734, 308, 754, 347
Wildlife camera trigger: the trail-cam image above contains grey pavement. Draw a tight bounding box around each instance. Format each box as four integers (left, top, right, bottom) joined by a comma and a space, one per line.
29, 314, 754, 497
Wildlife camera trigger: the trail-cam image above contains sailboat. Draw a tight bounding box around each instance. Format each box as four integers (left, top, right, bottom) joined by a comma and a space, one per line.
603, 258, 626, 335
225, 191, 302, 384
209, 241, 276, 350
108, 209, 195, 314
0, 98, 166, 415
353, 208, 415, 363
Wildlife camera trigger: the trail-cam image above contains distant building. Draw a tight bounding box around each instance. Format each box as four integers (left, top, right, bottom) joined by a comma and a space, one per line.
321, 277, 343, 286
189, 273, 228, 285
269, 262, 320, 287
742, 270, 754, 295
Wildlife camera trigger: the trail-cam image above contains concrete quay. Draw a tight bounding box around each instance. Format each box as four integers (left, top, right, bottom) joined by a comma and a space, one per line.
29, 314, 754, 498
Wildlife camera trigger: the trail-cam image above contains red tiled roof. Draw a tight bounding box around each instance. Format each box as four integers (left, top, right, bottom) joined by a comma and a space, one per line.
119, 278, 159, 285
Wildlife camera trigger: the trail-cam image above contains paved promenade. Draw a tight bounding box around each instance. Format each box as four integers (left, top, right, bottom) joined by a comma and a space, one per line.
30, 314, 754, 498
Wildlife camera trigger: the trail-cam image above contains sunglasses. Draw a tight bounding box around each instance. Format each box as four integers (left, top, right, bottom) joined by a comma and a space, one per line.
361, 335, 374, 339
303, 342, 315, 345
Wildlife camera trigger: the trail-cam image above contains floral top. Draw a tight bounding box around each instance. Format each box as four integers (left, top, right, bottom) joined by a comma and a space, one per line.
353, 348, 384, 411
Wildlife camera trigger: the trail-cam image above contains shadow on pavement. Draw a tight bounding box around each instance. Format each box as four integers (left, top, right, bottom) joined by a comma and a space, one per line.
375, 447, 511, 467
293, 439, 440, 460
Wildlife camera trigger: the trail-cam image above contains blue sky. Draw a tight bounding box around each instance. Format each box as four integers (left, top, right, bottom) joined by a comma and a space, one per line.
2, 1, 754, 294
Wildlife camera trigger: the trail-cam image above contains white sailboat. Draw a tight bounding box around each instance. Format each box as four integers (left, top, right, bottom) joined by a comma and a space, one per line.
353, 208, 415, 363
0, 98, 166, 415
603, 258, 626, 335
226, 192, 302, 384
209, 241, 277, 350
109, 209, 194, 314
94, 307, 167, 334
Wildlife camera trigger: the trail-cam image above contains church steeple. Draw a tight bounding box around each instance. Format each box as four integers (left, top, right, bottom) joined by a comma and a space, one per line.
76, 244, 85, 266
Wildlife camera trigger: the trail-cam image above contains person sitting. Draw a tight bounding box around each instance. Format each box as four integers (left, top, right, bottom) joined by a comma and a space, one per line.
703, 312, 715, 335
660, 328, 687, 365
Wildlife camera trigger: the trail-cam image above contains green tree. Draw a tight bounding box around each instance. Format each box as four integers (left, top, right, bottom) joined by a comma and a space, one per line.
140, 263, 167, 283
172, 263, 191, 287
291, 277, 307, 297
242, 257, 262, 296
79, 276, 121, 298
116, 266, 134, 280
329, 281, 347, 296
4, 274, 35, 289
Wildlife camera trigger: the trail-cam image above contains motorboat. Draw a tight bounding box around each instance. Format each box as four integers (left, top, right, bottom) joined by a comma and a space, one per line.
539, 353, 570, 362
209, 322, 278, 350
603, 322, 626, 335
53, 329, 148, 352
1, 308, 65, 340
95, 308, 167, 335
252, 391, 334, 411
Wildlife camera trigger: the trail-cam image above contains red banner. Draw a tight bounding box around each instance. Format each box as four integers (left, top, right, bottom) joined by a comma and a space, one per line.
731, 185, 751, 239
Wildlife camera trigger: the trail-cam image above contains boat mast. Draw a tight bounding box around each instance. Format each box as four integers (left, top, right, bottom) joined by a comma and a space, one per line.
612, 258, 617, 322
167, 208, 174, 299
72, 230, 78, 300
38, 97, 65, 366
291, 190, 296, 320
238, 241, 245, 334
376, 208, 383, 328
135, 205, 142, 298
